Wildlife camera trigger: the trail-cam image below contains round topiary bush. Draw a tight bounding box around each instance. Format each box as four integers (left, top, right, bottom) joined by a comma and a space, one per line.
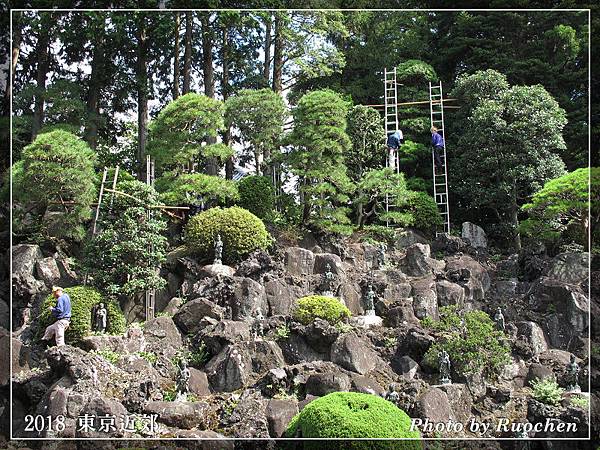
237, 175, 275, 220
284, 392, 422, 449
293, 295, 351, 325
184, 206, 271, 263
39, 286, 126, 342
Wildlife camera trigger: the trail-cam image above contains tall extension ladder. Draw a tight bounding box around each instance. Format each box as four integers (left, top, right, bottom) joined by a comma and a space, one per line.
145, 155, 156, 321
428, 81, 451, 235
383, 67, 401, 227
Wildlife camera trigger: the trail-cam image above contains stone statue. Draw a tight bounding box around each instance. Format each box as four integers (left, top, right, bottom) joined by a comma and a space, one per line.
322, 263, 335, 297
176, 358, 190, 401
214, 233, 223, 265
94, 303, 107, 333
364, 283, 376, 316
377, 243, 386, 268
385, 383, 400, 404
438, 349, 451, 385
566, 354, 581, 392
252, 309, 265, 340
494, 307, 505, 332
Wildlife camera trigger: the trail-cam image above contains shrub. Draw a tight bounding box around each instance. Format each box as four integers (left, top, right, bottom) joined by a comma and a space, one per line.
274, 325, 291, 340
94, 349, 121, 364
156, 172, 238, 207
423, 305, 510, 380
404, 191, 443, 237
39, 286, 126, 343
284, 392, 422, 449
569, 395, 589, 408
293, 295, 351, 326
184, 206, 271, 263
530, 377, 564, 406
136, 351, 158, 365
237, 175, 275, 220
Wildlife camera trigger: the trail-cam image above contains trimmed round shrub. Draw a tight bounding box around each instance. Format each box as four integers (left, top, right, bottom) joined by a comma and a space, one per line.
284, 392, 422, 449
293, 295, 351, 325
405, 191, 443, 236
184, 206, 271, 263
237, 175, 275, 220
39, 286, 126, 342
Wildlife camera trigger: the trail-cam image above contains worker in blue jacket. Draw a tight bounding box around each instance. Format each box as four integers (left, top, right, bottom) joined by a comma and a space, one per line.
431, 126, 444, 168
386, 129, 403, 172
42, 286, 72, 346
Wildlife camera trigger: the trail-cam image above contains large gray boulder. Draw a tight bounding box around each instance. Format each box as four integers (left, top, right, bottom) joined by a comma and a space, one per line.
515, 321, 549, 357
12, 244, 45, 298
435, 280, 465, 307
330, 332, 377, 375
231, 277, 267, 320
411, 277, 438, 320
445, 254, 490, 302
284, 247, 315, 276
401, 243, 445, 277
266, 399, 299, 438
305, 371, 351, 396
35, 257, 61, 287
205, 344, 252, 392
142, 316, 183, 360
394, 229, 429, 249
314, 252, 344, 275
77, 397, 128, 438
144, 401, 212, 429
173, 297, 225, 334
189, 368, 211, 397
199, 319, 251, 355
547, 252, 589, 285
265, 278, 304, 316
461, 222, 487, 249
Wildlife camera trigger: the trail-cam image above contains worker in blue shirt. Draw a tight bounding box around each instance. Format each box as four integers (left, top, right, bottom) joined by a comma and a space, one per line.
42, 286, 72, 346
386, 129, 403, 172
431, 126, 444, 168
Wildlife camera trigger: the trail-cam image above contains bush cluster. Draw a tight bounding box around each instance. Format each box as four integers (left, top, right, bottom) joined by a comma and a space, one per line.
530, 377, 564, 406
184, 206, 271, 263
284, 392, 422, 449
39, 286, 126, 342
293, 295, 351, 325
237, 175, 275, 220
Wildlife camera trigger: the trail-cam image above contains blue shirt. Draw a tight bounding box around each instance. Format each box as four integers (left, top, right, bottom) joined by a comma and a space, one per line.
387, 131, 403, 149
52, 293, 72, 320
431, 132, 444, 148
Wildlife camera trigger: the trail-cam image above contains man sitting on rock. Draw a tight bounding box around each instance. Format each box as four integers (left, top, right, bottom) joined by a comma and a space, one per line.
42, 286, 71, 347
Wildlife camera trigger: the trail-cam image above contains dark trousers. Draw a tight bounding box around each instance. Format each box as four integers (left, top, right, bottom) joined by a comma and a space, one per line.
433, 145, 444, 167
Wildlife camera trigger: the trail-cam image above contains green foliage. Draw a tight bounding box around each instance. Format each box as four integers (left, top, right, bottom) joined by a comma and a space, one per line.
423, 305, 511, 379
569, 395, 589, 409
334, 322, 353, 334
521, 168, 596, 248
293, 295, 351, 326
184, 206, 271, 263
358, 225, 397, 246
83, 180, 168, 298
284, 392, 421, 448
237, 176, 276, 220
16, 130, 96, 241
406, 177, 429, 194
136, 351, 158, 365
189, 342, 211, 367
274, 325, 291, 340
39, 286, 126, 343
383, 336, 397, 348
287, 89, 354, 228
530, 377, 564, 406
225, 88, 287, 173
148, 93, 224, 174
156, 172, 239, 207
346, 105, 386, 181
162, 384, 178, 402
94, 349, 121, 364
200, 143, 235, 163
404, 191, 443, 237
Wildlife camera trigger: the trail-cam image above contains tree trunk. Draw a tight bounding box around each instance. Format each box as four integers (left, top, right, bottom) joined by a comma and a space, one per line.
272, 13, 284, 93
263, 14, 272, 85
84, 22, 105, 150
222, 26, 234, 180
510, 183, 521, 251
136, 13, 149, 181
31, 17, 51, 140
172, 12, 180, 99
201, 13, 217, 175
7, 13, 22, 114
182, 11, 192, 94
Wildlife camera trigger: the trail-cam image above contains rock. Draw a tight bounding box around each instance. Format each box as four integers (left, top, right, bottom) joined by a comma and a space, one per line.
352, 314, 383, 329
228, 391, 270, 438
56, 258, 79, 286
411, 277, 438, 320
265, 278, 304, 316
0, 301, 8, 330
527, 398, 588, 438
144, 401, 211, 429
305, 371, 352, 396
279, 332, 327, 364
547, 252, 589, 285
201, 263, 236, 278
402, 244, 445, 277
515, 321, 549, 357
77, 397, 128, 438
461, 222, 487, 249
173, 298, 225, 334
431, 234, 468, 255
435, 280, 464, 307
231, 277, 267, 320
314, 252, 344, 275
236, 250, 274, 278
398, 329, 435, 363
250, 340, 286, 375
494, 279, 518, 296
330, 332, 377, 375
393, 355, 419, 380
284, 247, 315, 276
189, 368, 211, 397
174, 430, 233, 448
205, 344, 252, 392
162, 297, 184, 315
266, 399, 298, 438
0, 336, 31, 385
394, 229, 429, 249
35, 257, 61, 287
383, 298, 419, 327
438, 383, 473, 423
445, 254, 490, 302
415, 387, 452, 424
142, 316, 183, 359
12, 244, 45, 299
302, 318, 339, 353
338, 282, 362, 315
518, 244, 550, 282
199, 320, 251, 355
349, 374, 385, 396
526, 363, 553, 385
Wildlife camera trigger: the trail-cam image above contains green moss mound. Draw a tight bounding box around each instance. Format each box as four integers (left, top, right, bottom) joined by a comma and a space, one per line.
237, 175, 275, 220
284, 392, 422, 449
39, 286, 126, 342
184, 206, 271, 263
293, 295, 351, 325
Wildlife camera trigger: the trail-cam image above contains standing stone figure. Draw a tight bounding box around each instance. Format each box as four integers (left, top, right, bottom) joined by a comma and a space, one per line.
214, 234, 223, 265
377, 243, 386, 268
566, 354, 581, 392
252, 309, 265, 340
494, 307, 505, 332
385, 383, 400, 404
176, 358, 190, 401
364, 283, 376, 316
322, 263, 335, 297
438, 349, 451, 385
94, 303, 107, 333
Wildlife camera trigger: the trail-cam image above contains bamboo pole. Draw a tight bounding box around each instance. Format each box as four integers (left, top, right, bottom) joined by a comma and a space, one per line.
365, 98, 458, 108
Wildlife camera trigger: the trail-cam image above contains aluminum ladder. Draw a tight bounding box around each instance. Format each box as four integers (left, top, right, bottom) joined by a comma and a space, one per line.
91, 166, 120, 236
145, 155, 156, 321
383, 67, 400, 227
428, 81, 450, 235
